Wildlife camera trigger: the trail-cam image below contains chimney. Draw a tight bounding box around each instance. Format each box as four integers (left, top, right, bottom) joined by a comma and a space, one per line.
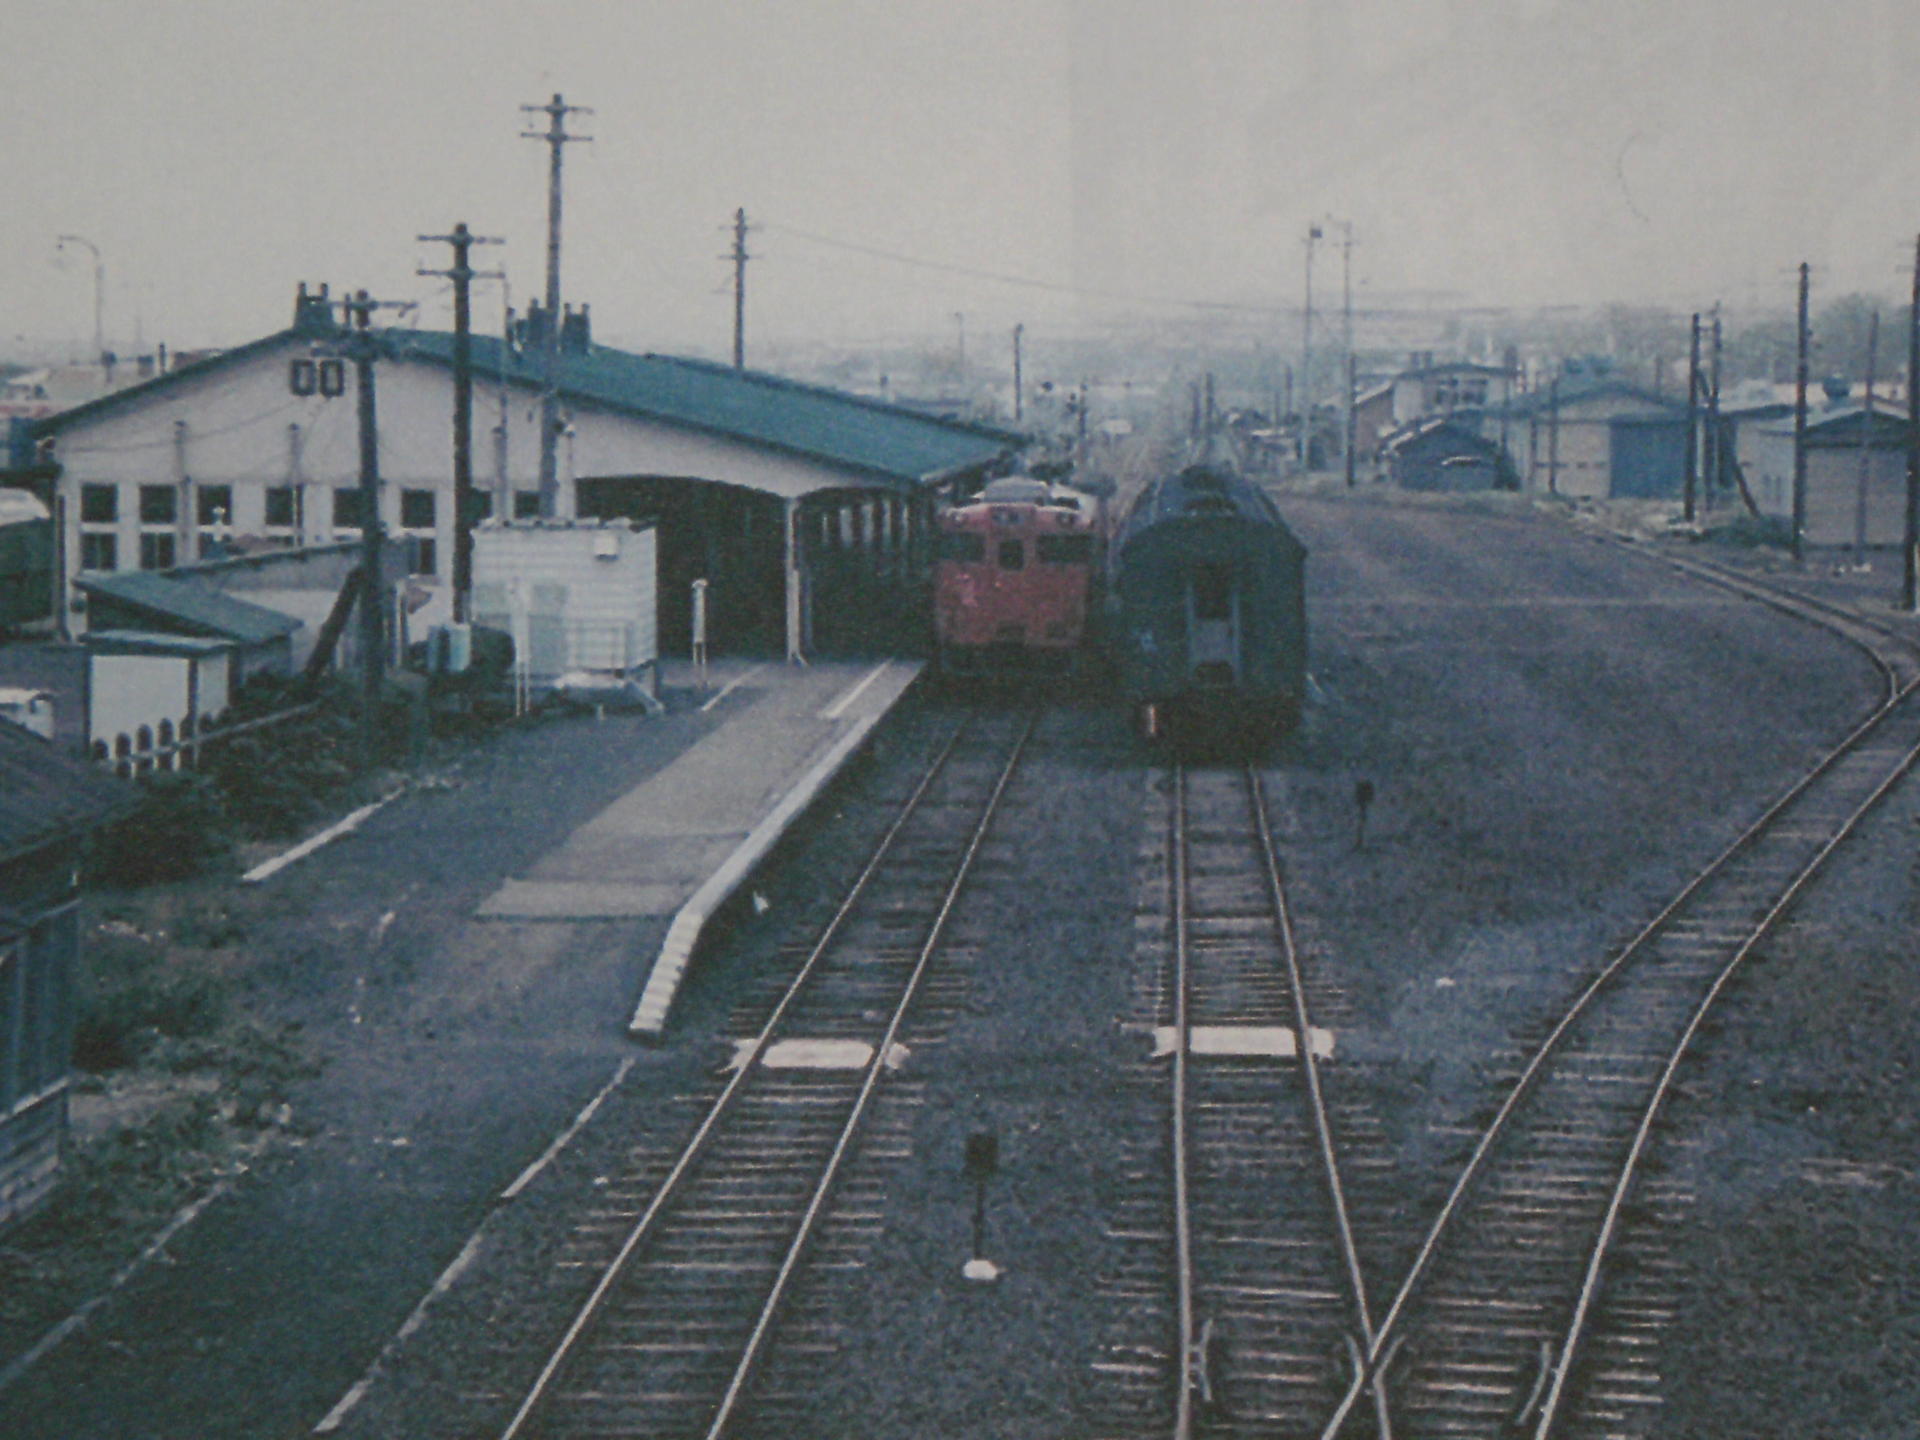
560, 303, 592, 355
292, 282, 338, 337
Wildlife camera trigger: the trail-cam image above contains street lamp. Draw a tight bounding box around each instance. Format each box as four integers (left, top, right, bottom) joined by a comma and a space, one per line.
56, 234, 105, 367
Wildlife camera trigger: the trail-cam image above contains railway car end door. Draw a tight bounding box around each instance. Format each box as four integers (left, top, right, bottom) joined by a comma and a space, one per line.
1186, 562, 1240, 686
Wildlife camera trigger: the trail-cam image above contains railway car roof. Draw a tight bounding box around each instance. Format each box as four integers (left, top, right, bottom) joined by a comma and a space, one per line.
1117, 466, 1302, 550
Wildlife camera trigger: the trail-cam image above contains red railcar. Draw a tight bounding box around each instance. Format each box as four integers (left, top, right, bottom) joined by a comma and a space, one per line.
932, 476, 1102, 676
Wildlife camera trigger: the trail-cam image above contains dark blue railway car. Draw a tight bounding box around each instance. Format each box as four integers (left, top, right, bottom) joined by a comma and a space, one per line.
1107, 464, 1307, 747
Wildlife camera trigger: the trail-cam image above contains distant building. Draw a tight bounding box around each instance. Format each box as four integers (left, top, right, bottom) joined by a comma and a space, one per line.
1484, 377, 1688, 501
1381, 416, 1517, 492
1749, 402, 1914, 546
0, 724, 130, 1232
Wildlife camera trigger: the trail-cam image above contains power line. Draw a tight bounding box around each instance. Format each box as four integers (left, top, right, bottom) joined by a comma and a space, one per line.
757, 220, 1300, 316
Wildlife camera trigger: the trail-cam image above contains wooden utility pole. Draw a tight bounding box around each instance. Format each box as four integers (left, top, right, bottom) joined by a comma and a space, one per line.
1012, 323, 1024, 422
1300, 223, 1321, 466
1793, 262, 1811, 564
1339, 221, 1355, 476
521, 94, 592, 517
1854, 308, 1880, 556
1546, 376, 1561, 494
729, 207, 751, 370
418, 223, 503, 622
1706, 307, 1723, 514
344, 290, 387, 768
1344, 352, 1358, 488
1684, 313, 1701, 521
1905, 234, 1920, 610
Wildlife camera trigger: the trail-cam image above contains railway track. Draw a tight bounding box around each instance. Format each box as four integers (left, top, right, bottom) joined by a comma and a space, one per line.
1095, 763, 1394, 1438
484, 708, 1035, 1440
1313, 564, 1920, 1439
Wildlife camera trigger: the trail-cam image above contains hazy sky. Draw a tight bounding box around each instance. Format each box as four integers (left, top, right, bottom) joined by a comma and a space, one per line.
6, 1, 1919, 363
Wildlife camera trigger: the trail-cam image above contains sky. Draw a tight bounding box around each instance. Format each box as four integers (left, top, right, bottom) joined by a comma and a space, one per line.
6, 1, 1920, 365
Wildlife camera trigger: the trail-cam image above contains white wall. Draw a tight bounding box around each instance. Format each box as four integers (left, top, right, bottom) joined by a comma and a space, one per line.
471, 522, 658, 682
88, 649, 227, 765
51, 339, 898, 635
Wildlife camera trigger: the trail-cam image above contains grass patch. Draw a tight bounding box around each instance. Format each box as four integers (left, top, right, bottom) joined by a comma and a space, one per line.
0, 899, 315, 1352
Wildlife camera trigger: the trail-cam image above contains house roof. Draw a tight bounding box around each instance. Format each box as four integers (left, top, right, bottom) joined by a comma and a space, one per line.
38, 319, 1024, 489
1397, 361, 1511, 381
1484, 377, 1681, 420
1379, 414, 1502, 456
392, 331, 1022, 485
0, 722, 133, 865
1761, 402, 1913, 446
75, 571, 301, 645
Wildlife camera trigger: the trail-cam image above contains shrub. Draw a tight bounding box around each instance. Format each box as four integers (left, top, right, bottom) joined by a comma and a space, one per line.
72, 931, 231, 1073
90, 772, 232, 887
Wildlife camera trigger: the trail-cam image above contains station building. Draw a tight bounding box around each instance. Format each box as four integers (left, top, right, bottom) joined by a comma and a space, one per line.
33, 286, 1023, 663
1747, 401, 1914, 547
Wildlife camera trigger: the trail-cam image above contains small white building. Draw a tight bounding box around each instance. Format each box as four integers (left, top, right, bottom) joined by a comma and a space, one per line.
472, 519, 658, 692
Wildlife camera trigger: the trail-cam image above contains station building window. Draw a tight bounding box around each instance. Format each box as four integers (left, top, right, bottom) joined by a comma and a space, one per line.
79, 483, 117, 524
513, 489, 541, 520
197, 485, 233, 528
333, 487, 366, 531
80, 532, 117, 572
264, 486, 298, 528
400, 489, 436, 528
138, 485, 177, 525
139, 533, 177, 571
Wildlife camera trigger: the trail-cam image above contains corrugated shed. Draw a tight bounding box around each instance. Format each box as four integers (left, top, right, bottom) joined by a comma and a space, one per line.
0, 722, 133, 864
75, 571, 300, 645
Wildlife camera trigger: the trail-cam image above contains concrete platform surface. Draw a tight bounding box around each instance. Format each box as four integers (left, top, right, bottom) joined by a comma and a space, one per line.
470, 656, 923, 1037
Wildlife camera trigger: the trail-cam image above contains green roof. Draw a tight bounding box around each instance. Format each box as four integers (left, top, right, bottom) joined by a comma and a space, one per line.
390, 331, 1021, 486
39, 315, 1023, 488
0, 722, 133, 864
76, 571, 301, 645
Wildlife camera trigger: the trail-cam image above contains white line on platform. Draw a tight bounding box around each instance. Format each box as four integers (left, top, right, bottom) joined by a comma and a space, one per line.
312, 1230, 487, 1434
500, 1057, 635, 1201
242, 789, 405, 885
699, 663, 766, 713
0, 1179, 233, 1398
819, 659, 892, 720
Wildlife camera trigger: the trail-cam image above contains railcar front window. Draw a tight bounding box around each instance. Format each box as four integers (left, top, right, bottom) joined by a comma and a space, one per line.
1037, 534, 1093, 564
998, 540, 1026, 570
1191, 563, 1234, 620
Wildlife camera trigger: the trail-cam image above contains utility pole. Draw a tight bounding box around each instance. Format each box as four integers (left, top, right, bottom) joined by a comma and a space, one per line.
1684, 313, 1701, 521
340, 290, 397, 768
1339, 221, 1355, 476
57, 234, 105, 367
1793, 261, 1811, 565
1855, 308, 1880, 557
1301, 222, 1322, 466
1344, 352, 1358, 487
1012, 323, 1024, 423
521, 93, 592, 518
1905, 234, 1920, 610
419, 223, 504, 623
1706, 307, 1723, 514
728, 207, 751, 370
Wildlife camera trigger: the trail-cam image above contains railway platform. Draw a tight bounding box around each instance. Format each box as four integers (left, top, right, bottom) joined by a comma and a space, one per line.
472, 654, 924, 1037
